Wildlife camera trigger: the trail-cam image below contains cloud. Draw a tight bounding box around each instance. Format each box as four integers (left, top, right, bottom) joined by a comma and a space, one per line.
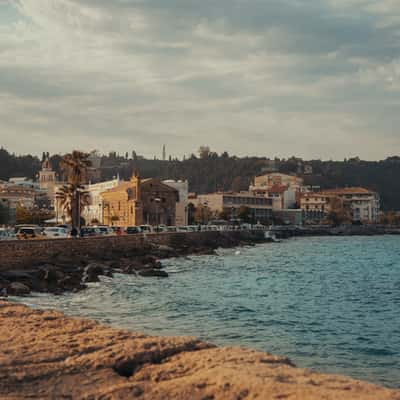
0, 0, 399, 160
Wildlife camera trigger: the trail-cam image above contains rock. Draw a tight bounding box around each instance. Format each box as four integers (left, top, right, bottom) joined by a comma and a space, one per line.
138, 269, 169, 278
7, 282, 31, 296
83, 263, 108, 283
0, 301, 399, 400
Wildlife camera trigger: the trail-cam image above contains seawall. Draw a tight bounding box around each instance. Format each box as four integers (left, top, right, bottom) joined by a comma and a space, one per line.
1, 301, 399, 399
0, 230, 265, 271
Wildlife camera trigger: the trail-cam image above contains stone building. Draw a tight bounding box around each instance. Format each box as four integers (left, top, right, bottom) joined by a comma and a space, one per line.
101, 174, 178, 227
163, 180, 189, 226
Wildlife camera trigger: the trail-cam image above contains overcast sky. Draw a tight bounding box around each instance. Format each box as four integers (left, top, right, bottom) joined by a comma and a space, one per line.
0, 0, 399, 160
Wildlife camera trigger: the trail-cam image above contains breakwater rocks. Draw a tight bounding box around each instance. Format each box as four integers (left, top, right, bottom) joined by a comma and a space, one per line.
1, 301, 399, 400
0, 231, 266, 297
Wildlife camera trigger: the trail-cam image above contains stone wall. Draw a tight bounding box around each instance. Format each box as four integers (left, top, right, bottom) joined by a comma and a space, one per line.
0, 231, 260, 271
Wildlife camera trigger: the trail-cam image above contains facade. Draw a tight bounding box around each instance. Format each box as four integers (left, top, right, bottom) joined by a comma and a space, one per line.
81, 178, 121, 225
195, 192, 274, 223
300, 192, 334, 223
254, 184, 297, 210
0, 185, 36, 210
253, 173, 304, 192
101, 175, 178, 227
163, 180, 189, 226
321, 187, 380, 223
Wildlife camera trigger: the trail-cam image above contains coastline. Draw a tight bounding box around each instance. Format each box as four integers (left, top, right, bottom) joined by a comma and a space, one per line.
1, 300, 399, 399
0, 230, 268, 297
1, 227, 399, 298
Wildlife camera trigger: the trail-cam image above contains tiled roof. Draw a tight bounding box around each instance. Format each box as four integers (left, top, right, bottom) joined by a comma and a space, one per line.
321, 187, 373, 195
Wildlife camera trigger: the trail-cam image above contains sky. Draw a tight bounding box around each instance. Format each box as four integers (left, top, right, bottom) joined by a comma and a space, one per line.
0, 0, 399, 160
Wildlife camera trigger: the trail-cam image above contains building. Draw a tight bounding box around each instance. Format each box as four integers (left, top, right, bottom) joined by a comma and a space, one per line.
81, 178, 121, 225
8, 177, 38, 189
101, 174, 178, 227
300, 192, 335, 223
38, 157, 56, 203
87, 150, 102, 183
194, 192, 274, 224
0, 184, 36, 210
163, 180, 189, 226
321, 187, 380, 223
253, 173, 304, 192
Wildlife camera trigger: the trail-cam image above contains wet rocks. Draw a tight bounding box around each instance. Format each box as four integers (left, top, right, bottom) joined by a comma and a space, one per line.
138, 269, 169, 278
7, 282, 31, 296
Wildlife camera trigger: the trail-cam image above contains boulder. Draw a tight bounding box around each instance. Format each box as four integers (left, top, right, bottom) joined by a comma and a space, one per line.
7, 282, 31, 296
83, 263, 109, 283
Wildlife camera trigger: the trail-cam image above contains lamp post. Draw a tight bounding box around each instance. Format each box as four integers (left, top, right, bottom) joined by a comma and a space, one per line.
154, 197, 161, 231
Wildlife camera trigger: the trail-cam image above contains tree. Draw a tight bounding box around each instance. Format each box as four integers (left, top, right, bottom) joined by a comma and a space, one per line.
59, 151, 92, 229
237, 206, 251, 223
194, 204, 213, 224
56, 183, 90, 226
16, 204, 53, 225
326, 197, 352, 226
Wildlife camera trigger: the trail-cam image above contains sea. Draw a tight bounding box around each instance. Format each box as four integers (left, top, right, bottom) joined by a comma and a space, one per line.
15, 236, 400, 388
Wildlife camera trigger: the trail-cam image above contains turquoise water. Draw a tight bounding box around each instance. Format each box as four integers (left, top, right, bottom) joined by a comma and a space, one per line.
18, 236, 400, 387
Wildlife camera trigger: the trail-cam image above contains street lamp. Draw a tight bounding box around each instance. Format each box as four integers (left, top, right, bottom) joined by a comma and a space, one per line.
154, 198, 161, 231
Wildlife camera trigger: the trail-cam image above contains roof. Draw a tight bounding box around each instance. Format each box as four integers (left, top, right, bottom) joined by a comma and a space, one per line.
301, 192, 335, 198
321, 187, 374, 195
268, 185, 289, 194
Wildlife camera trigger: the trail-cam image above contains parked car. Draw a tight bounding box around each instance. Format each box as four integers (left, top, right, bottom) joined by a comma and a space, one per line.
0, 228, 16, 240
80, 227, 101, 237
111, 226, 124, 235
126, 226, 142, 234
95, 226, 115, 236
154, 225, 168, 233
139, 225, 153, 233
16, 226, 45, 240
166, 226, 177, 232
43, 227, 69, 238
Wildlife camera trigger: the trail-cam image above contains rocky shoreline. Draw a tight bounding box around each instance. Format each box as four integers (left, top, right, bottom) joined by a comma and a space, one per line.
1, 301, 399, 399
0, 233, 265, 297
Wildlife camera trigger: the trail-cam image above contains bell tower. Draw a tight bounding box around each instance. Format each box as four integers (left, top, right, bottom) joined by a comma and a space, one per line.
39, 156, 56, 203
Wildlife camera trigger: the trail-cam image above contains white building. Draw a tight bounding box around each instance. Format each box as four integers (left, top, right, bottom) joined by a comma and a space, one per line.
163, 180, 189, 226
82, 178, 121, 225
321, 187, 380, 223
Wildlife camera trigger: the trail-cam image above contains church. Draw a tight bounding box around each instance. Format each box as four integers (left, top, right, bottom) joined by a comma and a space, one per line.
101, 173, 179, 228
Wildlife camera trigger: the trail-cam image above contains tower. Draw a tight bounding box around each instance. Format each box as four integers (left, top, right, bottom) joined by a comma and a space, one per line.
39, 156, 56, 204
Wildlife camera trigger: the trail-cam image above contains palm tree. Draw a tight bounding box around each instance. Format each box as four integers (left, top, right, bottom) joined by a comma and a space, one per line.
59, 151, 92, 229
56, 183, 91, 227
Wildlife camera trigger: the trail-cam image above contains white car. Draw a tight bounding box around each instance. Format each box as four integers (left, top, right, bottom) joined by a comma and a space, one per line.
95, 226, 115, 236
43, 227, 70, 238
